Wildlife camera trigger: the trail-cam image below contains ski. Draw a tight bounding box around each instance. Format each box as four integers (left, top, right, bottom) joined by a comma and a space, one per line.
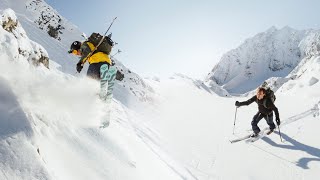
246, 128, 273, 143
99, 64, 117, 102
266, 129, 274, 135
230, 127, 270, 144
246, 133, 264, 143
229, 134, 252, 143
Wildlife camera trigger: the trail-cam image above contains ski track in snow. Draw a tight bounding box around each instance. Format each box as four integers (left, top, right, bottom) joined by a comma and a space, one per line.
120, 104, 199, 180
236, 104, 320, 171
281, 104, 319, 127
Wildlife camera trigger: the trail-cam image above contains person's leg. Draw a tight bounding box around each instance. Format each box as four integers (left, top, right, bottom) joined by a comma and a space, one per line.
87, 63, 101, 80
99, 63, 109, 101
100, 66, 117, 128
265, 113, 276, 131
105, 66, 117, 101
251, 112, 264, 134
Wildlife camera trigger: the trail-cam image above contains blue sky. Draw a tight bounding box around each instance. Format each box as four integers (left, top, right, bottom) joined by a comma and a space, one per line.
46, 0, 320, 79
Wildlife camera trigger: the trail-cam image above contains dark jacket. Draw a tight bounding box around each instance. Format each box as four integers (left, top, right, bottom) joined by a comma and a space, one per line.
239, 96, 280, 119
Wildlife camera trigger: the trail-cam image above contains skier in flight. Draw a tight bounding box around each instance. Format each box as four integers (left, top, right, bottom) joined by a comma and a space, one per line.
68, 39, 118, 128
235, 87, 281, 137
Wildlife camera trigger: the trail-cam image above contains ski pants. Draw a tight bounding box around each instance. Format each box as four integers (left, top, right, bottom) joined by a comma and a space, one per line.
251, 112, 276, 134
87, 62, 108, 80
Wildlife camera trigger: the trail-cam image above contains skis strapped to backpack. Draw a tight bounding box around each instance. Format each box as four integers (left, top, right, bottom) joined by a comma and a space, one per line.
82, 17, 117, 64
88, 32, 114, 55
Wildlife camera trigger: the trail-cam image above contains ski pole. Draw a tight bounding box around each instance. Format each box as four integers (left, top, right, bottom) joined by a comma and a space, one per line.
278, 125, 283, 142
233, 107, 238, 134
103, 17, 117, 36
110, 49, 121, 58
93, 17, 117, 53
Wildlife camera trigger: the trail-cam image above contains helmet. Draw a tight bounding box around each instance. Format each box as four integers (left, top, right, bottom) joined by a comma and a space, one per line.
68, 41, 81, 53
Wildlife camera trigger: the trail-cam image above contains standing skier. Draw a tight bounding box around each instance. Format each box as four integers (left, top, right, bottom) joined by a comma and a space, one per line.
235, 87, 281, 137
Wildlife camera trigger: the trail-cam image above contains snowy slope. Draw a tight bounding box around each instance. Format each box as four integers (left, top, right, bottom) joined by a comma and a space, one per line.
205, 26, 309, 94
142, 28, 320, 179
0, 58, 192, 180
144, 71, 320, 180
0, 9, 196, 180
0, 0, 155, 102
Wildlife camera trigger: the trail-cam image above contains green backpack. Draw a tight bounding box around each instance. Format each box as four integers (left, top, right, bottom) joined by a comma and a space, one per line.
87, 32, 114, 55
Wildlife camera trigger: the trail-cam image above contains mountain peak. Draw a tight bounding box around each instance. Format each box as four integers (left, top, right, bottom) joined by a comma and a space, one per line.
266, 26, 278, 33
205, 26, 313, 94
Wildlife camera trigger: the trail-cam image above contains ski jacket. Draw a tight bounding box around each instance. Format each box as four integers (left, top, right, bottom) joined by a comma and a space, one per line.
78, 41, 111, 65
239, 95, 280, 119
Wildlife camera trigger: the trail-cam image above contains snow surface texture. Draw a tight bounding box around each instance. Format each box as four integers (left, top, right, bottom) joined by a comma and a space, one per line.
205, 26, 320, 94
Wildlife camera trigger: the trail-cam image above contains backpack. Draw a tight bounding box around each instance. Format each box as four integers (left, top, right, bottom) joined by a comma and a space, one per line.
262, 88, 276, 109
87, 32, 114, 55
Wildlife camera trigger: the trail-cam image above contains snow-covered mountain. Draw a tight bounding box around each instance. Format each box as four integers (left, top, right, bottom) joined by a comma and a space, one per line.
0, 0, 154, 102
205, 26, 316, 94
24, 0, 73, 41
167, 73, 230, 97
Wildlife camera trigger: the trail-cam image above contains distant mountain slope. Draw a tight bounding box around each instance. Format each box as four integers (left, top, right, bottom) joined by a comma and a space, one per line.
205, 26, 312, 94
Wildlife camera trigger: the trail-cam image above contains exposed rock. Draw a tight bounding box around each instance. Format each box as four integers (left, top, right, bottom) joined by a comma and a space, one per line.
1, 9, 49, 69
2, 17, 18, 32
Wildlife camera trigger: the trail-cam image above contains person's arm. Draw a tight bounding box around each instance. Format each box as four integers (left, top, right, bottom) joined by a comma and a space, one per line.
78, 42, 92, 64
76, 42, 92, 73
235, 96, 256, 107
241, 96, 256, 106
267, 100, 280, 124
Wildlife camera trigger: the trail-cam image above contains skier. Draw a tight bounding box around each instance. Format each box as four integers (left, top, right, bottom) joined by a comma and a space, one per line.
235, 87, 281, 137
69, 40, 117, 128
68, 40, 111, 79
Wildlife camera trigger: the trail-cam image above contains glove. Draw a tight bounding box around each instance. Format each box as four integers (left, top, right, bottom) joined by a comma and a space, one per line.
235, 101, 241, 107
76, 62, 83, 73
276, 118, 281, 126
